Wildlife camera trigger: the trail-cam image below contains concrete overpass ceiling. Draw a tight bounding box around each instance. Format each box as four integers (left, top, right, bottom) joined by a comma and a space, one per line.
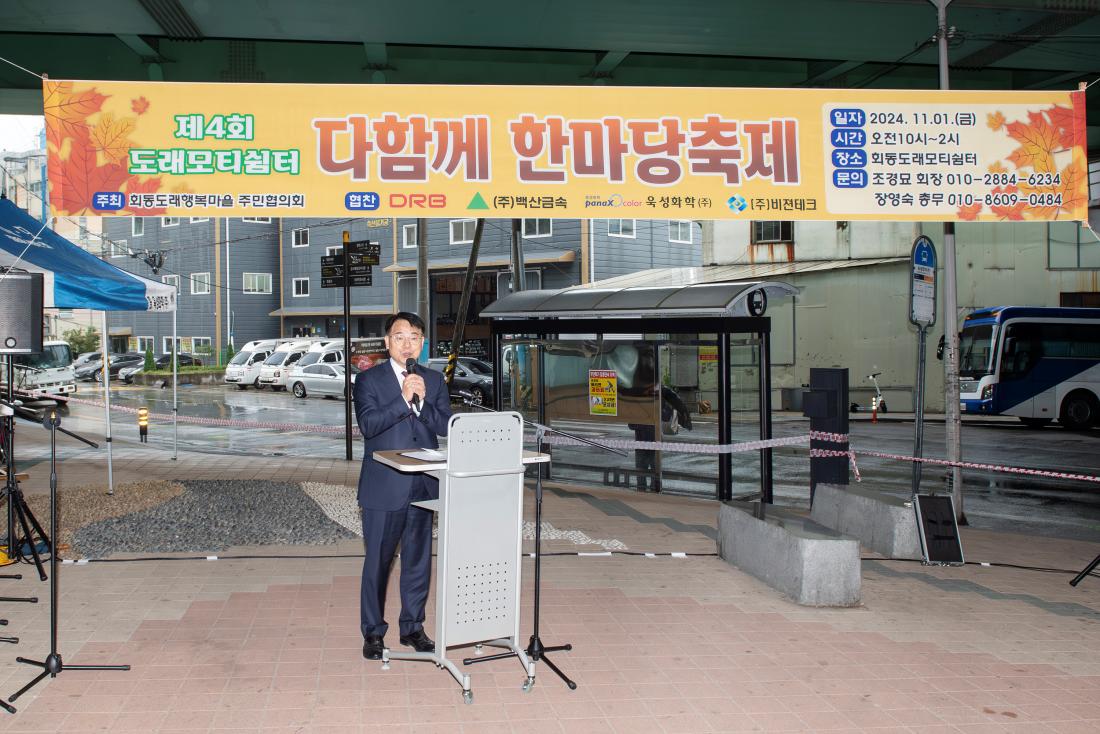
1, 0, 1098, 147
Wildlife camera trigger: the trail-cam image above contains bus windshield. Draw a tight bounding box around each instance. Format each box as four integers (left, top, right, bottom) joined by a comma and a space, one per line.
12, 344, 72, 370
958, 324, 995, 377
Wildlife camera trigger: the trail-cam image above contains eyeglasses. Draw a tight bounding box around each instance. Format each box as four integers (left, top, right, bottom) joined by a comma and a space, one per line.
389, 333, 424, 346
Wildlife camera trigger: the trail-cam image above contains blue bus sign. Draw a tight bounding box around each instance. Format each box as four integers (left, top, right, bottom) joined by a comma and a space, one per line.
909, 236, 937, 327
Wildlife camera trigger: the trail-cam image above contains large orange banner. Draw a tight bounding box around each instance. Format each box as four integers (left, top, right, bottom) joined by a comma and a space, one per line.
44, 79, 1088, 221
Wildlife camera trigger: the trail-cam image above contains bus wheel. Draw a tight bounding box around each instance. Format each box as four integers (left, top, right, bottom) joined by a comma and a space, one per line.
1059, 391, 1098, 430
1019, 417, 1052, 429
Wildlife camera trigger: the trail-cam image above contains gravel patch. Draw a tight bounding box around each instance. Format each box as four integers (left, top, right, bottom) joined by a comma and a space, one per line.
22, 480, 185, 559
71, 480, 356, 558
301, 481, 361, 536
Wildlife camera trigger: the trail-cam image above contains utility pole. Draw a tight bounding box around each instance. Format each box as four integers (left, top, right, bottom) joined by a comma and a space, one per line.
931, 0, 965, 522
510, 219, 526, 293
416, 218, 429, 329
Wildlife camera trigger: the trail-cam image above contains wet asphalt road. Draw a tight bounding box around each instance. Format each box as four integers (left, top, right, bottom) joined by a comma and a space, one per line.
27, 380, 1100, 542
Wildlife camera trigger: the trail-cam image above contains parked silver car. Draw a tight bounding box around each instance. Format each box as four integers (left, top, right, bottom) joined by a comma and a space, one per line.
288, 363, 357, 399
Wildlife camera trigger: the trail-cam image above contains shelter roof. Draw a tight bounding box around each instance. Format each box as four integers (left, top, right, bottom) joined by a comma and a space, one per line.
482, 280, 797, 320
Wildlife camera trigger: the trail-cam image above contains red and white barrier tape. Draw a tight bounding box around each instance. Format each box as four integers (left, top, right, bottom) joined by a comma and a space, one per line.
45, 394, 358, 435
40, 392, 1100, 484
855, 448, 1100, 484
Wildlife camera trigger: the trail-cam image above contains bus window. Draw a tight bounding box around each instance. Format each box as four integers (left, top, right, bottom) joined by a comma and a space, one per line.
999, 323, 1040, 381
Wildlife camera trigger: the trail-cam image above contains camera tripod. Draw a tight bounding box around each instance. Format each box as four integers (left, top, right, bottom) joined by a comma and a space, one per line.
2, 362, 50, 581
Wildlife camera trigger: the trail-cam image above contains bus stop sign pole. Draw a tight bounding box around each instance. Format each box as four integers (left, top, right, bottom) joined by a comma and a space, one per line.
909, 235, 937, 498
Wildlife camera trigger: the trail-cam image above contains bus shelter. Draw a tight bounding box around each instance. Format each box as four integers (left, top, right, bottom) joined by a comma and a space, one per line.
483, 280, 797, 502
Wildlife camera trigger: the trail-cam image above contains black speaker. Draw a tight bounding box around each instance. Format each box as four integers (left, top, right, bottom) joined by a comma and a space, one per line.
0, 271, 44, 354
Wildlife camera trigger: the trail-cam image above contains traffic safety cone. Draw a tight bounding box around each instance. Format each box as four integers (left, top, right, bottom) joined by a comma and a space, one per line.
871, 401, 878, 424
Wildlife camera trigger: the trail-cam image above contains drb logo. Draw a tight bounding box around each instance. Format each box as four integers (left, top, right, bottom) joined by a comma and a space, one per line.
388, 193, 447, 209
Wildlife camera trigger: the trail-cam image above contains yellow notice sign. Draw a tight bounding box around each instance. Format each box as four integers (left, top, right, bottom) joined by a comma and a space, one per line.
43, 80, 1089, 221
589, 369, 618, 416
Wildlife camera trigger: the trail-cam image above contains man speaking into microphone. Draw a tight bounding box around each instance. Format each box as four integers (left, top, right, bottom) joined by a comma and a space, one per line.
353, 312, 451, 661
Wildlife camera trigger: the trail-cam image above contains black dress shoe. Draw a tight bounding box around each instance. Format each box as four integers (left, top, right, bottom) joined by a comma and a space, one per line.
362, 635, 384, 660
399, 629, 435, 652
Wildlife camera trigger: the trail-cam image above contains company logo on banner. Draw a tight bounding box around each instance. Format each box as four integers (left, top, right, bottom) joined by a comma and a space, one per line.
42, 80, 1089, 221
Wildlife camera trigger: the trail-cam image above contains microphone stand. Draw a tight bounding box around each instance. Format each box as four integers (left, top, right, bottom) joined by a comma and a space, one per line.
9, 409, 128, 706
460, 395, 625, 690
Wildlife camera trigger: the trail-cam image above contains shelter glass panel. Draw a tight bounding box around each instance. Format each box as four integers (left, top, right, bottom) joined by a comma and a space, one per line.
499, 332, 754, 498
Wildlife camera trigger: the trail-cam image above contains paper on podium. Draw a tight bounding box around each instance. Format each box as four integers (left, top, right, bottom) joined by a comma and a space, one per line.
401, 448, 445, 462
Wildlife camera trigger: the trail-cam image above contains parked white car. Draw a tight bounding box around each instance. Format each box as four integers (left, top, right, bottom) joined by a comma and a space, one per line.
288, 363, 358, 399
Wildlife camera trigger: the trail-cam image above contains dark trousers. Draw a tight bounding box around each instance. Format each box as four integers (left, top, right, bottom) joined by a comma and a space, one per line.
359, 482, 433, 639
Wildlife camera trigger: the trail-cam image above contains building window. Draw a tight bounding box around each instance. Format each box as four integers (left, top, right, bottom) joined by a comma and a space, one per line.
192, 337, 212, 355
608, 219, 635, 238
242, 217, 271, 223
402, 223, 418, 248
163, 336, 181, 354
132, 218, 144, 237
293, 277, 310, 297
243, 272, 272, 294
523, 219, 551, 238
162, 274, 180, 290
450, 219, 476, 244
669, 220, 693, 244
191, 272, 211, 295
1049, 222, 1100, 269
325, 245, 342, 257
136, 336, 154, 353
752, 221, 794, 244
190, 216, 209, 223
162, 217, 179, 227
110, 238, 129, 258
292, 228, 309, 247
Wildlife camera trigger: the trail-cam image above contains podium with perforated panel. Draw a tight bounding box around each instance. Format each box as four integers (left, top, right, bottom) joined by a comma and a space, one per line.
373, 411, 547, 704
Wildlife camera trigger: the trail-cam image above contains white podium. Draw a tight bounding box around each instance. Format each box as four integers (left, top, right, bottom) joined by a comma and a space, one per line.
373, 411, 548, 704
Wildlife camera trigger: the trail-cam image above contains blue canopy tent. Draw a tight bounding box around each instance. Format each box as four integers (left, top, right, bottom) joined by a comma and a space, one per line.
0, 197, 178, 492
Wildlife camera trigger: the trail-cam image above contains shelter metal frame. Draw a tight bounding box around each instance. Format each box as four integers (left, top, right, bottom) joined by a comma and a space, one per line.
488, 316, 773, 503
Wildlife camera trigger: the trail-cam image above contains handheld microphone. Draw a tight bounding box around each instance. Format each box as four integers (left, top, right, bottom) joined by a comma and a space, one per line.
404, 358, 421, 409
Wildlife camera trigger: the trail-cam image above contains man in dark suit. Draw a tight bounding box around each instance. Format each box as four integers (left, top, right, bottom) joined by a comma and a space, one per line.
354, 312, 452, 660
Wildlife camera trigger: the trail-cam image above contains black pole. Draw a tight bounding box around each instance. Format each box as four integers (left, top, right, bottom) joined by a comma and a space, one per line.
5, 359, 13, 561
717, 331, 732, 501
912, 326, 928, 497
759, 327, 773, 505
342, 231, 352, 462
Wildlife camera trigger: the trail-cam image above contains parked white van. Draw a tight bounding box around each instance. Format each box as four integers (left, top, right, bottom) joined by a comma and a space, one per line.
224, 339, 279, 389
258, 340, 313, 391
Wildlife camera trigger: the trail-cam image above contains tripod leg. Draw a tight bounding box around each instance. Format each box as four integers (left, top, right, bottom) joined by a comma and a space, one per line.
1070, 553, 1100, 587
538, 653, 577, 690
10, 500, 46, 581
8, 666, 49, 702
14, 492, 51, 555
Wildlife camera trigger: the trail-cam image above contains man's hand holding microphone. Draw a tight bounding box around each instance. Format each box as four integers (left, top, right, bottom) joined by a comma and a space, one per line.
403, 357, 426, 409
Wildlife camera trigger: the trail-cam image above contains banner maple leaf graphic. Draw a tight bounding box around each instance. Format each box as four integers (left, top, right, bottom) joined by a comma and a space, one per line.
43, 81, 176, 216
964, 101, 1088, 222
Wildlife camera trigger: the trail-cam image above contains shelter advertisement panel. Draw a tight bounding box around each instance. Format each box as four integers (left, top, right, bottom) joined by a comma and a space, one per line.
588, 369, 618, 416
43, 79, 1088, 222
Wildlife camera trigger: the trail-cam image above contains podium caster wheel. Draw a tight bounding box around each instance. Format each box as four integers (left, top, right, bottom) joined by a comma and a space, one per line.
474, 644, 483, 655
381, 662, 390, 671
463, 690, 473, 705
522, 677, 535, 693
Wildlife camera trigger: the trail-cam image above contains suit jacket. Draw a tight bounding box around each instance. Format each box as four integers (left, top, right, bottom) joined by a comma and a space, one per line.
353, 360, 452, 511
